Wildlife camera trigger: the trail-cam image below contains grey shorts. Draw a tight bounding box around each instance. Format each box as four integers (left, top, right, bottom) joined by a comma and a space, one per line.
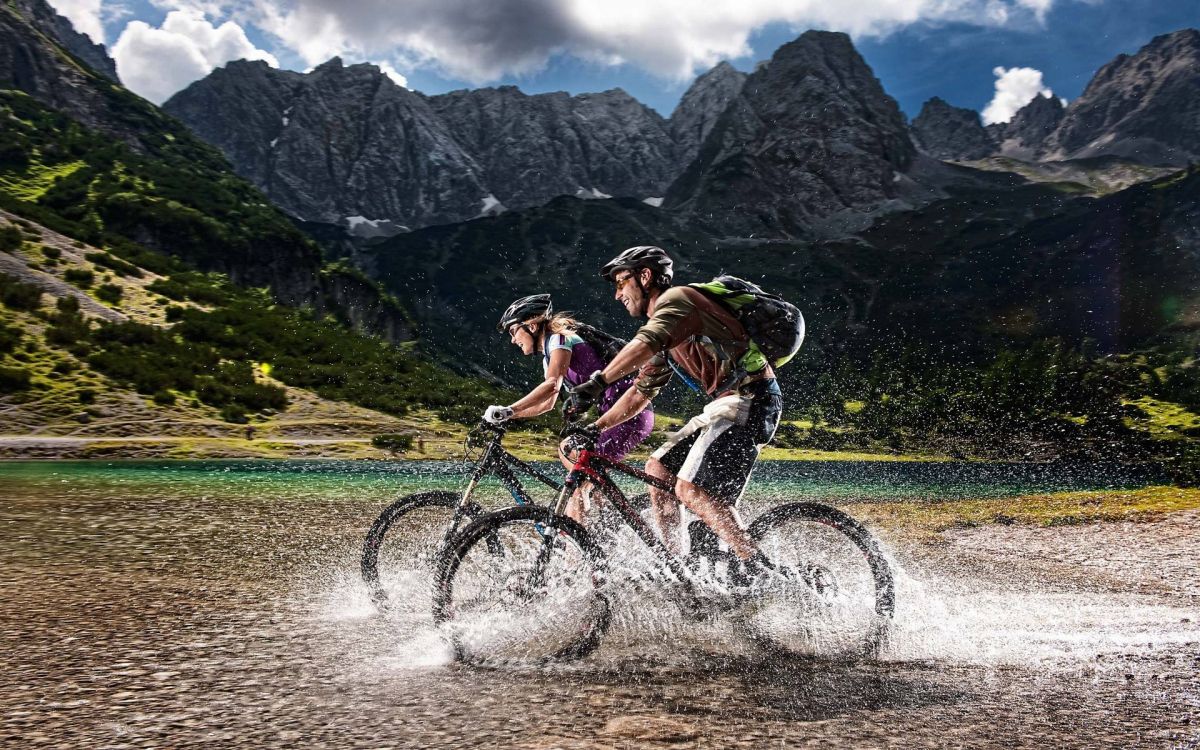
650, 379, 782, 506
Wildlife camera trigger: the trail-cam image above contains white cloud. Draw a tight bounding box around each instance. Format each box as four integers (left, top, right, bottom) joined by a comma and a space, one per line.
1015, 0, 1054, 21
112, 10, 278, 104
375, 60, 408, 88
245, 0, 1062, 83
982, 65, 1054, 124
46, 0, 105, 44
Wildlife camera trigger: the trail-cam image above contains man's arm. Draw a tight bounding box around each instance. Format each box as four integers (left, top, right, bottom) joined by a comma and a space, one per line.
593, 384, 652, 431
598, 339, 655, 384
598, 288, 699, 383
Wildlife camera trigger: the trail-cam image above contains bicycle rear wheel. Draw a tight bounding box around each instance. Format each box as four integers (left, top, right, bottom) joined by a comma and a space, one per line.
742, 502, 895, 657
433, 505, 610, 665
361, 491, 483, 611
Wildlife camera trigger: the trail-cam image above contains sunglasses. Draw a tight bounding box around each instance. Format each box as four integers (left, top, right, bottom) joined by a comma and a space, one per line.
613, 272, 637, 290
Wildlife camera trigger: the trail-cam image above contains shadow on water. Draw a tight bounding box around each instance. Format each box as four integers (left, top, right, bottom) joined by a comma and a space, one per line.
561, 656, 971, 723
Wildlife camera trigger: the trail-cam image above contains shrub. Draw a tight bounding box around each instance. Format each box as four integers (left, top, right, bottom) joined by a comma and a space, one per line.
146, 274, 229, 305
0, 273, 43, 310
146, 278, 186, 300
85, 251, 143, 278
42, 246, 61, 260
0, 225, 21, 252
44, 304, 90, 346
219, 403, 248, 423
0, 323, 20, 354
77, 388, 96, 404
372, 433, 415, 456
0, 366, 31, 393
95, 283, 123, 305
64, 268, 94, 288
152, 390, 176, 406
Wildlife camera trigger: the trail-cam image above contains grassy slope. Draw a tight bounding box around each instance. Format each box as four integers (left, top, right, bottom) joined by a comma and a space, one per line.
0, 210, 513, 459
854, 486, 1200, 541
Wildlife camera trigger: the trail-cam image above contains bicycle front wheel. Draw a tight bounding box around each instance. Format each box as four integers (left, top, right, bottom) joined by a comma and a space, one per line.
743, 502, 895, 657
433, 505, 610, 665
362, 490, 482, 611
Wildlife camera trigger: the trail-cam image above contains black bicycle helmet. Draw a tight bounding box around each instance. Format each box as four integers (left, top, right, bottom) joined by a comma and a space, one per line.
497, 294, 552, 332
599, 245, 674, 285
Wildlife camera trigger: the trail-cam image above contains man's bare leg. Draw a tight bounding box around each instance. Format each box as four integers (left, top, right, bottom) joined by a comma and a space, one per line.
674, 478, 759, 560
645, 457, 682, 554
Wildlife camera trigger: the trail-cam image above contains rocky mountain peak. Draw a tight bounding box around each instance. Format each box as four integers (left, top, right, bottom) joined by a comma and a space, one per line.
669, 60, 747, 167
989, 93, 1065, 160
10, 0, 119, 82
312, 56, 345, 72
0, 0, 149, 146
665, 30, 917, 238
428, 83, 677, 211
910, 97, 996, 161
165, 59, 484, 228
1041, 28, 1200, 165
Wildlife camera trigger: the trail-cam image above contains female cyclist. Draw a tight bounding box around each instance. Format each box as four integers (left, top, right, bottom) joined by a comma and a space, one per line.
483, 294, 654, 523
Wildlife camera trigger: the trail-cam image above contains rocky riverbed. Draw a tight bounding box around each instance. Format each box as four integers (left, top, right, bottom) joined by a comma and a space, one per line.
1, 466, 1196, 748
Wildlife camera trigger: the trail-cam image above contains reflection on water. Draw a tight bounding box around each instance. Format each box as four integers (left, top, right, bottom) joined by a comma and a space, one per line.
0, 461, 1196, 748
0, 456, 1170, 500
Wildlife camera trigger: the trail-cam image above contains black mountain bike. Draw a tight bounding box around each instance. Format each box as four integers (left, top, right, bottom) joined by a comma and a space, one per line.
361, 421, 647, 609
432, 439, 896, 664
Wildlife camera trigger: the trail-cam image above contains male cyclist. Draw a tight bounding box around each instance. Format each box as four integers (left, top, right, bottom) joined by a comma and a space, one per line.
483, 293, 654, 523
562, 246, 783, 581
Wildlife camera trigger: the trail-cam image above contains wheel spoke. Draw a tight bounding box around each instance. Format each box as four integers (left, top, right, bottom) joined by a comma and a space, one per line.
436, 508, 609, 664
744, 503, 893, 657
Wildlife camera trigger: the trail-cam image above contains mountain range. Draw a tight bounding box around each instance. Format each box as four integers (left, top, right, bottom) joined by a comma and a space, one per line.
149, 19, 1200, 387
0, 0, 412, 341
163, 55, 742, 234
911, 29, 1200, 167
1, 0, 1198, 463
166, 28, 1200, 242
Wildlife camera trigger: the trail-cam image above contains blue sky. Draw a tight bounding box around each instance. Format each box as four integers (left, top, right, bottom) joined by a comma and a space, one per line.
67, 0, 1199, 118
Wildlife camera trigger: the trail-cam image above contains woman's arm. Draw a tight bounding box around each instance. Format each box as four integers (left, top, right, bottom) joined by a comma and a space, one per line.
509, 347, 571, 418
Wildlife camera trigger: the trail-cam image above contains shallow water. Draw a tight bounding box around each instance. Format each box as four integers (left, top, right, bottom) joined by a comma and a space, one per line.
1, 461, 1196, 748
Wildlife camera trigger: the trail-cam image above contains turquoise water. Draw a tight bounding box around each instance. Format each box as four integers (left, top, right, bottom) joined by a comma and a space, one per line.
0, 458, 1167, 504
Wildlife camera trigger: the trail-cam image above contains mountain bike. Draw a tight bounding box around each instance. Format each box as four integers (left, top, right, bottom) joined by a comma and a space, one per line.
361, 421, 647, 609
432, 436, 896, 664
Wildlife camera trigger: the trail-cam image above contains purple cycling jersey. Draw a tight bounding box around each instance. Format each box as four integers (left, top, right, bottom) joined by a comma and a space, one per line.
545, 333, 653, 461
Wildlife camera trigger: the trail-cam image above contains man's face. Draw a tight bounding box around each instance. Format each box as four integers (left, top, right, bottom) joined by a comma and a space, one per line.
507, 321, 537, 355
613, 269, 649, 317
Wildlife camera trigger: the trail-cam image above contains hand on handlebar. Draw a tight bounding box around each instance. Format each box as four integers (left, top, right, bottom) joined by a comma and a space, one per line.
563, 371, 607, 421
483, 404, 514, 425
558, 421, 600, 461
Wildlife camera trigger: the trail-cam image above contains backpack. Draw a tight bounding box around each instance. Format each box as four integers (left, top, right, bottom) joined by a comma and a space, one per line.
689, 275, 805, 371
572, 323, 627, 364
543, 323, 627, 367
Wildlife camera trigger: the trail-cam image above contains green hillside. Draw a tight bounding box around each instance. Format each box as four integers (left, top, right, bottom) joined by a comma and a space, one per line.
0, 89, 323, 297
0, 212, 511, 446
363, 174, 1200, 476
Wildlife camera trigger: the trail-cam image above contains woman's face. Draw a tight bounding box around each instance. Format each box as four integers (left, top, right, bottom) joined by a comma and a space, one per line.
507, 319, 539, 356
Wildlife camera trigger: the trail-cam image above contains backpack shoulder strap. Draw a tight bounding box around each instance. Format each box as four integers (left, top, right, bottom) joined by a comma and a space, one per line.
678, 286, 748, 343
